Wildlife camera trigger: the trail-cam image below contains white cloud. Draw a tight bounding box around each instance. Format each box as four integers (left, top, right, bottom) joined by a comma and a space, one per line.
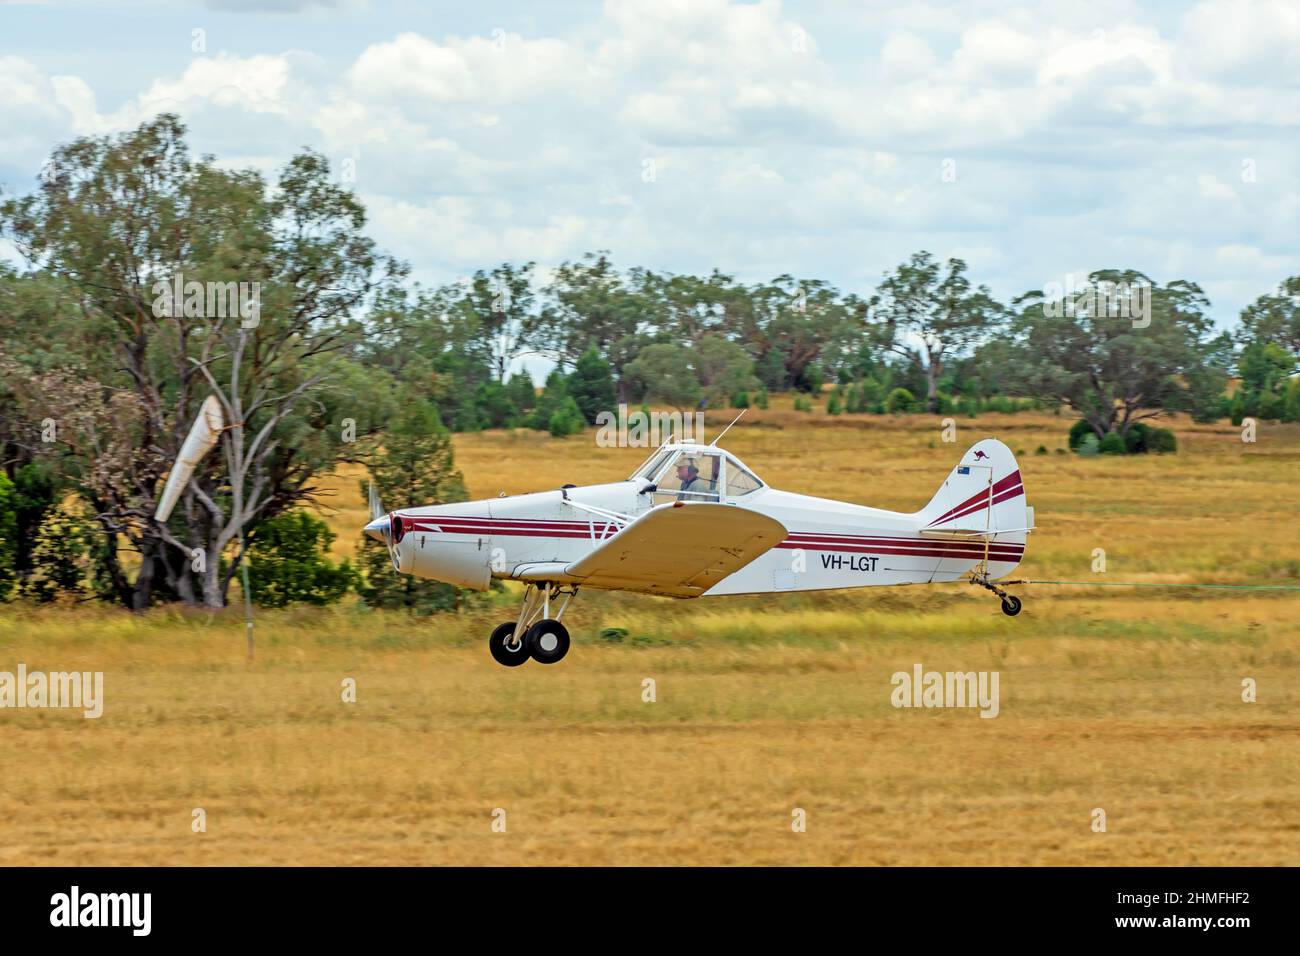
346, 31, 578, 106
881, 32, 938, 79
0, 56, 76, 170
141, 53, 294, 114
1178, 0, 1300, 84
951, 24, 1040, 86
1197, 173, 1237, 202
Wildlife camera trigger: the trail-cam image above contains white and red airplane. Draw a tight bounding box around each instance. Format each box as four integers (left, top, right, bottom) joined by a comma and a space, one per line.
364, 430, 1034, 666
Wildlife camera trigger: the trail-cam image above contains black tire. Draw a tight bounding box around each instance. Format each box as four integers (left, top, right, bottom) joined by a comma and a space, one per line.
525, 619, 571, 665
489, 621, 529, 667
1001, 595, 1022, 617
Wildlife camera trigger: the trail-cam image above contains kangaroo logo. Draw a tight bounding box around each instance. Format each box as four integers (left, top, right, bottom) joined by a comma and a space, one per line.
972, 450, 990, 461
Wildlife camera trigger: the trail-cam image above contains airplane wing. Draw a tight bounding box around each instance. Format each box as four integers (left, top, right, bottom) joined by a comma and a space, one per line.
564, 502, 788, 598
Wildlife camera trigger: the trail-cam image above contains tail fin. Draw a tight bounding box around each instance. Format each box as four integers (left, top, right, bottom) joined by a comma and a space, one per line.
918, 438, 1031, 541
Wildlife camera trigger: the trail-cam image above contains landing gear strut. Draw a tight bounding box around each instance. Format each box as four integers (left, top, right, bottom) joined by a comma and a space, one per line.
971, 571, 1023, 617
489, 582, 578, 666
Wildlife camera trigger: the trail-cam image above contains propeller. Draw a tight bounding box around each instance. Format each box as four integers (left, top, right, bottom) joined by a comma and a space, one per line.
363, 480, 401, 571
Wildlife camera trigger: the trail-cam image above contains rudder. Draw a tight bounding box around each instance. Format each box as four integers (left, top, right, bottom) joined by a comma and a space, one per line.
916, 439, 1030, 578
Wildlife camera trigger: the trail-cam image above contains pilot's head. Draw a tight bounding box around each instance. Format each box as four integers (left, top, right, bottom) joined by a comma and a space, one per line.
676, 462, 699, 482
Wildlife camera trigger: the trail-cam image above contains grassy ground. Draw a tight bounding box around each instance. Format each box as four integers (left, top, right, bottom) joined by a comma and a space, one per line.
1, 405, 1298, 865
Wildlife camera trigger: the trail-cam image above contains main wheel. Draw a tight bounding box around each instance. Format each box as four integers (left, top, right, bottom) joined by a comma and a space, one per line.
489, 621, 530, 667
525, 619, 571, 665
1001, 595, 1022, 617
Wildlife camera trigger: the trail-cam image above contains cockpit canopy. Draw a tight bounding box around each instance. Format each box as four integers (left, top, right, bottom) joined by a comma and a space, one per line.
628, 443, 765, 503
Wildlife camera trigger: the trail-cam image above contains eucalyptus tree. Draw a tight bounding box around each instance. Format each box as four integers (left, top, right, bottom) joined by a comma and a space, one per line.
874, 252, 1005, 413
1008, 271, 1227, 438
0, 114, 403, 608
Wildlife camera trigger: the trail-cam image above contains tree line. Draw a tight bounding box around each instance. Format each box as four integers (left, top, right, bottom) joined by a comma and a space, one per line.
0, 116, 1297, 611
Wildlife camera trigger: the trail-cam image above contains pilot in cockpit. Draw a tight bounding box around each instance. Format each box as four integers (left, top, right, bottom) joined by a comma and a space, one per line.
676, 461, 705, 495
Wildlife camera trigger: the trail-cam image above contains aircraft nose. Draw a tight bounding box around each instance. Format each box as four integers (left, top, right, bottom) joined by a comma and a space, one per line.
364, 515, 391, 545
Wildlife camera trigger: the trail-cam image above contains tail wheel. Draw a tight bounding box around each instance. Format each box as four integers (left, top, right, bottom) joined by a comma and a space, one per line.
1001, 595, 1022, 617
525, 619, 571, 665
489, 621, 529, 667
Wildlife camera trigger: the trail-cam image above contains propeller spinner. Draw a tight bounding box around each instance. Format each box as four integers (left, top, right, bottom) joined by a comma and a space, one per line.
364, 481, 401, 571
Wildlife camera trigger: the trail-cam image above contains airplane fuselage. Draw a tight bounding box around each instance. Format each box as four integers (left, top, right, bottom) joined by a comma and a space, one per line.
389, 478, 1026, 597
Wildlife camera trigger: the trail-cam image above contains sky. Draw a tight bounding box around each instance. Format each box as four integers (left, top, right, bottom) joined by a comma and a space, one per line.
1, 0, 1298, 333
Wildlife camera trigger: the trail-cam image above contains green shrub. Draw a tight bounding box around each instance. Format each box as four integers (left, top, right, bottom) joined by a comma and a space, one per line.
548, 396, 586, 437
1285, 379, 1300, 423
568, 348, 617, 424
859, 377, 884, 411
0, 474, 16, 600
529, 370, 580, 432
1119, 422, 1177, 454
474, 379, 518, 429
730, 390, 750, 409
11, 462, 59, 584
1077, 434, 1100, 457
827, 393, 842, 415
1098, 431, 1125, 455
842, 383, 863, 413
1123, 422, 1151, 453
885, 388, 917, 414
1068, 418, 1097, 450
1146, 427, 1177, 453
505, 373, 537, 419
1259, 390, 1286, 421
248, 511, 358, 608
1070, 419, 1177, 456
1229, 393, 1247, 426
19, 508, 91, 602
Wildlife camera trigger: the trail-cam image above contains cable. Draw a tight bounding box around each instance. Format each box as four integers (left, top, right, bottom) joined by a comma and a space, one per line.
1013, 579, 1300, 591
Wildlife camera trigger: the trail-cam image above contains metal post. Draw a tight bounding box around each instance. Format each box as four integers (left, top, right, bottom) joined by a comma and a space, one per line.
239, 528, 254, 660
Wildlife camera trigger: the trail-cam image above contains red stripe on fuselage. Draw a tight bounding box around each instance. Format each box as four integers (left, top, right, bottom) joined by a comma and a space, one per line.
774, 542, 1022, 562
785, 532, 1021, 548
784, 539, 1022, 560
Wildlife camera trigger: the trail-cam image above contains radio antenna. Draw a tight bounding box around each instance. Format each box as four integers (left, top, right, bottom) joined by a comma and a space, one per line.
710, 408, 747, 445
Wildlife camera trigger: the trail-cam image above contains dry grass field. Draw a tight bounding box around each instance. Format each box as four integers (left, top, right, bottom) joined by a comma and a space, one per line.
2, 404, 1298, 865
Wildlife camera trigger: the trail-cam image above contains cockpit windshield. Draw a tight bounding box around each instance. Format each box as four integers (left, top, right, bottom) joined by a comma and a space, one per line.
634, 445, 766, 502
628, 447, 675, 481
725, 458, 762, 496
